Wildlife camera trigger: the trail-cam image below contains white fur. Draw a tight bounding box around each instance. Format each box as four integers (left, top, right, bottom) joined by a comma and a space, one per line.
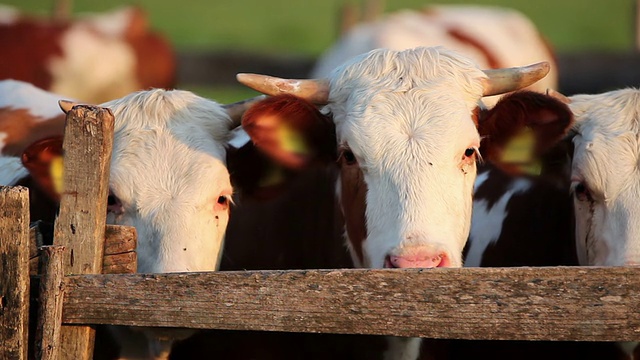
0, 81, 238, 359
312, 5, 556, 107
0, 79, 72, 119
48, 24, 139, 103
327, 47, 485, 271
76, 6, 135, 38
0, 156, 28, 185
569, 89, 640, 266
466, 175, 531, 267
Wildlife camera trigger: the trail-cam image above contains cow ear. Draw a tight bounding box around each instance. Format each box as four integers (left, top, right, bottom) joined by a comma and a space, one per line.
21, 137, 64, 202
478, 91, 574, 176
241, 94, 336, 169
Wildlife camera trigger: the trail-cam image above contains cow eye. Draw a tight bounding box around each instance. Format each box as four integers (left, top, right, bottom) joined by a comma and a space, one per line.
341, 149, 357, 165
464, 148, 476, 158
107, 194, 117, 206
573, 182, 593, 202
217, 196, 229, 205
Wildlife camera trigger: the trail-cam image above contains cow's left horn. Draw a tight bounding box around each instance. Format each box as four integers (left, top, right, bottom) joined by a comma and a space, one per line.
236, 73, 330, 105
223, 95, 267, 128
482, 61, 550, 96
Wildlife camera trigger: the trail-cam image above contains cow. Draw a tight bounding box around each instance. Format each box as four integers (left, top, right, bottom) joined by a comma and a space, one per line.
233, 46, 572, 359
447, 87, 640, 360
311, 4, 557, 107
0, 5, 175, 104
0, 79, 266, 360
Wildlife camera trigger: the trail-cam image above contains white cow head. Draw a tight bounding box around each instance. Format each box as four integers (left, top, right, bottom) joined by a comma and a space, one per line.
560, 89, 640, 266
21, 88, 264, 274
236, 47, 567, 270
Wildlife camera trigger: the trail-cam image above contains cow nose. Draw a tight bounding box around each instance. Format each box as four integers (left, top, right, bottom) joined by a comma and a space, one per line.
385, 251, 450, 269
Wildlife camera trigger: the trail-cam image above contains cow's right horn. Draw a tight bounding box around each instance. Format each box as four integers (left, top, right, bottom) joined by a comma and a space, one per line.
236, 74, 330, 105
482, 61, 550, 96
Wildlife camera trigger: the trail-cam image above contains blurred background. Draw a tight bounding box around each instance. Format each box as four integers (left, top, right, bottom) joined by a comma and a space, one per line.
2, 0, 638, 103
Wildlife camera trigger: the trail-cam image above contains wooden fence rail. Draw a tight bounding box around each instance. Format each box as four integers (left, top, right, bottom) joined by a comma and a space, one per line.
60, 266, 640, 342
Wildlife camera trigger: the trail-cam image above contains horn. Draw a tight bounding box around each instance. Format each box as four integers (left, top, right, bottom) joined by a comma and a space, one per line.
546, 88, 572, 104
58, 100, 78, 114
482, 61, 550, 96
236, 73, 330, 105
222, 95, 267, 128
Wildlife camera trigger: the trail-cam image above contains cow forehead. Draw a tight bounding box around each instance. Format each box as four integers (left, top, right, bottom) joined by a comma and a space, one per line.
333, 90, 480, 168
326, 47, 486, 112
570, 89, 640, 194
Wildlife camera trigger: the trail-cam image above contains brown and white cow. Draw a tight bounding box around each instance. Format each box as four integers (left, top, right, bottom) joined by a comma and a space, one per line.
0, 79, 266, 360
234, 46, 572, 359
312, 4, 557, 107
456, 88, 640, 360
0, 5, 175, 103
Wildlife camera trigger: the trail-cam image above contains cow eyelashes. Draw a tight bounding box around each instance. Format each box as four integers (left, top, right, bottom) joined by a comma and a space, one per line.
339, 149, 357, 165
572, 182, 594, 202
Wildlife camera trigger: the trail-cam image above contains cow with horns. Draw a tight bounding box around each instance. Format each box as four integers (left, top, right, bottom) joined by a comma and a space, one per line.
0, 79, 267, 359
235, 46, 573, 359
0, 5, 176, 104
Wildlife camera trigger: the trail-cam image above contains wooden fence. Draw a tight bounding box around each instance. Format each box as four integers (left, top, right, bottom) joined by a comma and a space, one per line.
2, 103, 640, 360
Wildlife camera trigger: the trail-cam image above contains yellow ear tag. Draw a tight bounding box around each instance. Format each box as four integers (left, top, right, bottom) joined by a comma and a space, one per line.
50, 156, 64, 195
501, 127, 535, 164
278, 123, 309, 155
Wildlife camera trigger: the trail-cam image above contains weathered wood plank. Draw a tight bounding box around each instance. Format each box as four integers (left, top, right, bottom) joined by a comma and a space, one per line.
61, 267, 640, 342
29, 225, 137, 275
53, 105, 114, 360
0, 186, 30, 360
35, 246, 66, 360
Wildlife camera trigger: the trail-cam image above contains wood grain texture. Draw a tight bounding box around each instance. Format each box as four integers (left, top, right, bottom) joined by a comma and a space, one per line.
0, 186, 30, 360
53, 105, 114, 360
61, 267, 640, 342
35, 246, 66, 360
30, 225, 137, 275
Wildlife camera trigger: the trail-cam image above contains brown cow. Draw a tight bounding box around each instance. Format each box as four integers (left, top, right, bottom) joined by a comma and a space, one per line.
0, 5, 175, 104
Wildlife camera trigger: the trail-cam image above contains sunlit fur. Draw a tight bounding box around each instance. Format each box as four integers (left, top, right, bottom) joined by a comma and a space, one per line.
103, 89, 233, 273
325, 47, 485, 270
312, 5, 557, 107
569, 88, 640, 267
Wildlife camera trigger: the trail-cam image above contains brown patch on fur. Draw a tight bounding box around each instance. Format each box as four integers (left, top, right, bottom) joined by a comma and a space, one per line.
0, 107, 66, 156
0, 19, 66, 89
471, 106, 480, 127
124, 7, 177, 90
339, 161, 368, 265
478, 91, 574, 176
446, 28, 501, 69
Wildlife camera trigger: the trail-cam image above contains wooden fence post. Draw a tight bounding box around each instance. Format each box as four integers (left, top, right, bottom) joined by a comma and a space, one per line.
35, 245, 66, 360
0, 186, 30, 360
53, 105, 114, 360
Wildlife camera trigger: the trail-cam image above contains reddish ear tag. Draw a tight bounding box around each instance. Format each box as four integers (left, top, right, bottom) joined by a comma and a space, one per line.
21, 136, 64, 202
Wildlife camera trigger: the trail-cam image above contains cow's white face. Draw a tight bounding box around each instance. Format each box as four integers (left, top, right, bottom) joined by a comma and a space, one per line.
327, 48, 485, 268
569, 89, 640, 266
104, 89, 233, 273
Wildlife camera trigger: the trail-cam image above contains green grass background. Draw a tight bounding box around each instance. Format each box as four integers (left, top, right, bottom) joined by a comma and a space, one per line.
3, 0, 636, 101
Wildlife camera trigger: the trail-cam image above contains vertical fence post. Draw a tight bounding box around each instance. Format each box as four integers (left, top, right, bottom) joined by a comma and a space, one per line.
0, 186, 30, 360
35, 245, 66, 360
54, 105, 114, 360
